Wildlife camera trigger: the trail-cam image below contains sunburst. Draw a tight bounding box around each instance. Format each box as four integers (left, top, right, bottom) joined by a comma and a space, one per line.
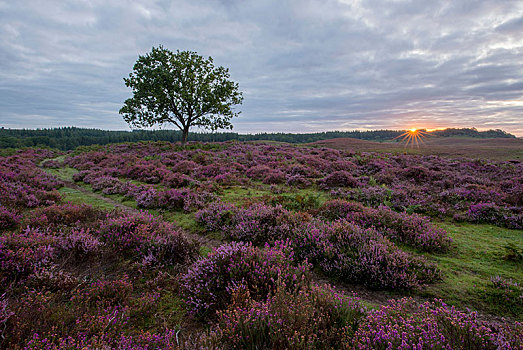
393, 128, 431, 148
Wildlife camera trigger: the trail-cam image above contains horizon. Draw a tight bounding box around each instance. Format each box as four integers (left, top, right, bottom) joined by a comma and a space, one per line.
1, 1, 522, 136
0, 125, 518, 138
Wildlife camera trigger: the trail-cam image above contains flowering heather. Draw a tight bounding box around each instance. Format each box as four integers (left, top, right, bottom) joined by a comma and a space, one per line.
198, 283, 366, 349
0, 227, 57, 286
23, 202, 106, 228
0, 154, 63, 208
196, 203, 310, 244
317, 170, 358, 189
0, 293, 13, 334
57, 228, 103, 258
197, 203, 439, 289
181, 241, 310, 317
95, 211, 196, 264
63, 141, 523, 228
318, 199, 451, 252
0, 205, 21, 230
294, 220, 440, 289
352, 298, 523, 349
24, 330, 180, 350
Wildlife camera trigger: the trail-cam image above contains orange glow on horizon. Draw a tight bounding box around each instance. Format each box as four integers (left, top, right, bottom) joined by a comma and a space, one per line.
393, 128, 431, 148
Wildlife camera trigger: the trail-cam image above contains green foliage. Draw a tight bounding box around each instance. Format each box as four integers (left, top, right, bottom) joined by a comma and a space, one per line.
119, 46, 243, 144
0, 127, 515, 151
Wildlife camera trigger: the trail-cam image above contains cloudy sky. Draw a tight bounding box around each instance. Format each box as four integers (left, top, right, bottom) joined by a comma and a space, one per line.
1, 0, 522, 135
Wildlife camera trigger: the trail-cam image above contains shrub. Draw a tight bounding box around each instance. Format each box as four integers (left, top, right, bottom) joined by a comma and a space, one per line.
0, 228, 57, 285
0, 205, 21, 230
352, 298, 523, 349
196, 203, 309, 245
293, 220, 440, 289
466, 202, 505, 224
199, 283, 365, 349
181, 241, 310, 317
23, 203, 106, 228
318, 171, 358, 189
318, 199, 451, 252
95, 212, 196, 264
57, 228, 103, 259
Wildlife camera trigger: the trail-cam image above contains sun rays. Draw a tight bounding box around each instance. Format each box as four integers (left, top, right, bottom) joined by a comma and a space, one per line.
393, 128, 431, 148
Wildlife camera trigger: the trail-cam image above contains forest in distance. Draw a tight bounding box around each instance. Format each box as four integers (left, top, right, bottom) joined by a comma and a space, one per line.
0, 126, 515, 151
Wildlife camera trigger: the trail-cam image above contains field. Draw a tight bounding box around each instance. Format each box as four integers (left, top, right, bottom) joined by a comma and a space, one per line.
310, 136, 523, 161
1, 140, 522, 349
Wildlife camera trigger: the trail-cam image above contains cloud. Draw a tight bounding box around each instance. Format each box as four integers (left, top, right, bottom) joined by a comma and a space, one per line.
0, 0, 522, 136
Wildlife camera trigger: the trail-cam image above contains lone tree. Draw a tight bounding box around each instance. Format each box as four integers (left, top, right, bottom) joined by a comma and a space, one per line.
120, 46, 243, 145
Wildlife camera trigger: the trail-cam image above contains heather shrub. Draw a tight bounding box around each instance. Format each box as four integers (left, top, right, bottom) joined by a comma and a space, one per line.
318, 199, 451, 252
0, 293, 13, 342
25, 266, 78, 292
90, 175, 123, 192
318, 171, 358, 189
23, 203, 106, 228
246, 165, 272, 180
286, 173, 312, 188
195, 202, 237, 232
57, 228, 103, 259
343, 186, 392, 207
352, 298, 523, 349
0, 205, 21, 230
466, 202, 505, 224
199, 283, 365, 350
0, 227, 57, 286
293, 220, 440, 289
173, 159, 199, 174
135, 187, 159, 208
95, 212, 196, 264
262, 170, 286, 184
162, 172, 194, 188
158, 188, 216, 212
181, 241, 310, 317
25, 330, 179, 350
196, 203, 309, 244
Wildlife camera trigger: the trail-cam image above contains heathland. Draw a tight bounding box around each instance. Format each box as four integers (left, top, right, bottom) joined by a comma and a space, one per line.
0, 136, 521, 349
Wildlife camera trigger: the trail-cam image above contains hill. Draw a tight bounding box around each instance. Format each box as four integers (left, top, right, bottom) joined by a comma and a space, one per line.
310, 136, 523, 161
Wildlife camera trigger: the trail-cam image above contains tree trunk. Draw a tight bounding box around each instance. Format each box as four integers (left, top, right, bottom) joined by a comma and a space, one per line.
181, 126, 190, 146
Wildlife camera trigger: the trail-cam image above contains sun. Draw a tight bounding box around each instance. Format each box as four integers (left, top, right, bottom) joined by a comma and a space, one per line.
393, 128, 431, 148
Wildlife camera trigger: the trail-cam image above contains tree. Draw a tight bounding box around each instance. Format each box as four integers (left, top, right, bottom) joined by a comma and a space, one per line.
119, 46, 243, 145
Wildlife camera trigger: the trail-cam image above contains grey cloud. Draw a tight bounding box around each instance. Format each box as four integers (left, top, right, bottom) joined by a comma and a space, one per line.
0, 0, 522, 136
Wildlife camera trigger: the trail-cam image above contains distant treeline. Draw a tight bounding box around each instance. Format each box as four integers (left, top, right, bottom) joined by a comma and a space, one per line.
0, 127, 515, 151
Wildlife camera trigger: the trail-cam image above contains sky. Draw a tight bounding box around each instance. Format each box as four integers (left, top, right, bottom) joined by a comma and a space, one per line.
1, 0, 522, 136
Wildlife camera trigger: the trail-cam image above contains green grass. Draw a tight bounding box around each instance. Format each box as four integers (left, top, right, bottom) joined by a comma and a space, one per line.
58, 187, 118, 211
45, 166, 78, 182
219, 184, 273, 204
421, 221, 523, 319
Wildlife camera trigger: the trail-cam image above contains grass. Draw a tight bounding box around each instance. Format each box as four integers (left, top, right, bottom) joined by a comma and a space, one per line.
421, 221, 523, 319
46, 166, 78, 182
58, 187, 119, 211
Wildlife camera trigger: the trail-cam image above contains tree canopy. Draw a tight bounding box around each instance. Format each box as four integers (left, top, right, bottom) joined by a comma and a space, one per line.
119, 46, 243, 144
